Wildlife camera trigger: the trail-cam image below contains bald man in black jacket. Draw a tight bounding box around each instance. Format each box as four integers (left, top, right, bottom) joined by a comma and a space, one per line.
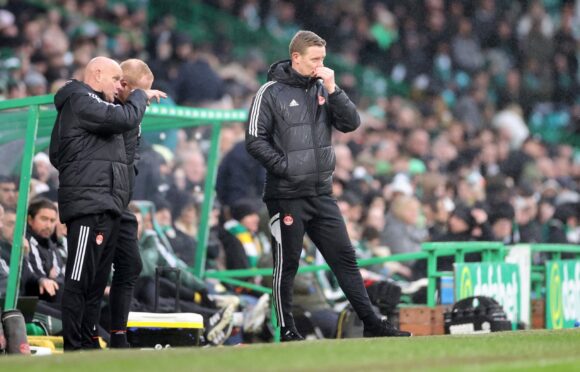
50, 56, 164, 351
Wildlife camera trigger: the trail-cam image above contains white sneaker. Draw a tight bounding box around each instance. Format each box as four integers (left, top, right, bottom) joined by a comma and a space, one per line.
243, 294, 270, 334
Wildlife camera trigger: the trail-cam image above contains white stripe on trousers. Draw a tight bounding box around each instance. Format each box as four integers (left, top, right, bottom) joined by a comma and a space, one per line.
72, 225, 89, 281
269, 213, 284, 327
249, 81, 276, 137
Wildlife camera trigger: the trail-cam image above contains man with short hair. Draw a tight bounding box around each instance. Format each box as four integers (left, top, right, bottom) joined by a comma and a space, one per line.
104, 59, 153, 348
49, 56, 165, 351
0, 175, 17, 209
246, 30, 410, 340
1, 205, 33, 299
23, 198, 63, 302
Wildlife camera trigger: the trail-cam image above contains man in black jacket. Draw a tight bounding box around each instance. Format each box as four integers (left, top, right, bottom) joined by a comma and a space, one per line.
49, 56, 165, 351
105, 59, 153, 348
246, 30, 410, 340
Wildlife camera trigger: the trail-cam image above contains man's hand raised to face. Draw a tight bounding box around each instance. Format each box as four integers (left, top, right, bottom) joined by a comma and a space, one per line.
314, 66, 336, 94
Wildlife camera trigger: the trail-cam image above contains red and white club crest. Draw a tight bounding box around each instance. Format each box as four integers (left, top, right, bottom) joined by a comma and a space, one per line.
283, 215, 294, 226
318, 95, 326, 105
96, 233, 104, 245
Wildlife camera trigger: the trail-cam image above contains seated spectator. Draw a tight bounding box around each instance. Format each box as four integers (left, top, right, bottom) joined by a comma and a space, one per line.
359, 226, 412, 279
513, 188, 543, 243
0, 206, 15, 261
164, 192, 198, 265
221, 198, 263, 270
175, 149, 207, 199
23, 198, 64, 304
433, 204, 494, 272
380, 195, 428, 275
488, 201, 516, 244
546, 202, 579, 246
0, 199, 69, 336
0, 203, 33, 296
0, 175, 18, 210
421, 197, 451, 241
31, 152, 59, 201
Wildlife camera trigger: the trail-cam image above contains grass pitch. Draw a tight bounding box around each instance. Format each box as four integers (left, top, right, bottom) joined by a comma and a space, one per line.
1, 329, 579, 371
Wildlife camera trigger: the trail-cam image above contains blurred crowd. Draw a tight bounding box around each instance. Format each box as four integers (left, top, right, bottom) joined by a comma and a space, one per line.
0, 0, 579, 341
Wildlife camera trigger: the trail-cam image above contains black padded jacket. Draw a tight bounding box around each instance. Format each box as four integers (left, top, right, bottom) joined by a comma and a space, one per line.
245, 60, 360, 200
49, 80, 148, 222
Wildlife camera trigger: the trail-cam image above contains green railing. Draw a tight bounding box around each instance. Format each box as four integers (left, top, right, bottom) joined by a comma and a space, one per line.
0, 94, 247, 310
421, 241, 507, 307
527, 244, 580, 299
205, 251, 428, 342
205, 242, 580, 340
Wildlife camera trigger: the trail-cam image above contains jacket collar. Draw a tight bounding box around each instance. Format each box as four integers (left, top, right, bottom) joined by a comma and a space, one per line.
267, 60, 317, 89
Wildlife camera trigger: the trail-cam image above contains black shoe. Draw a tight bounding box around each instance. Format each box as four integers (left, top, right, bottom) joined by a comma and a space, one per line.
109, 332, 131, 349
363, 319, 412, 338
280, 327, 305, 342
206, 304, 235, 346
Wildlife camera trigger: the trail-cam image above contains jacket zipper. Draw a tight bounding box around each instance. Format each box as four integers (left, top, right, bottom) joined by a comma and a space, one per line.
306, 83, 321, 192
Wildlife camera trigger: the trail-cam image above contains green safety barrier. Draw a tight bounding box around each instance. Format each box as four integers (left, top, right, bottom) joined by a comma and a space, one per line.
421, 241, 507, 307
205, 251, 428, 342
206, 242, 579, 340
527, 244, 580, 300
544, 259, 580, 329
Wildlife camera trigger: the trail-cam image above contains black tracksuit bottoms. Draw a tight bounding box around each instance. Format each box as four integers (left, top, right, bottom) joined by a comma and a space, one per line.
81, 209, 142, 345
108, 210, 142, 334
62, 212, 120, 351
266, 194, 378, 330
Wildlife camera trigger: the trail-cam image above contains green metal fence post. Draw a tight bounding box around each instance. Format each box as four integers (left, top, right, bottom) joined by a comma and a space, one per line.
426, 249, 437, 307
193, 121, 221, 279
271, 303, 280, 343
455, 247, 464, 264
3, 105, 39, 310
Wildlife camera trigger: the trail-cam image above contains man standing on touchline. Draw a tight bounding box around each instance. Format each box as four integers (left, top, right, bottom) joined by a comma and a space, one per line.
106, 59, 155, 348
246, 30, 411, 341
49, 56, 165, 351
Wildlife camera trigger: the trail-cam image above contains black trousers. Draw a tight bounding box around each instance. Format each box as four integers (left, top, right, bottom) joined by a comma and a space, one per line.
62, 213, 120, 351
108, 210, 142, 333
266, 195, 377, 330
